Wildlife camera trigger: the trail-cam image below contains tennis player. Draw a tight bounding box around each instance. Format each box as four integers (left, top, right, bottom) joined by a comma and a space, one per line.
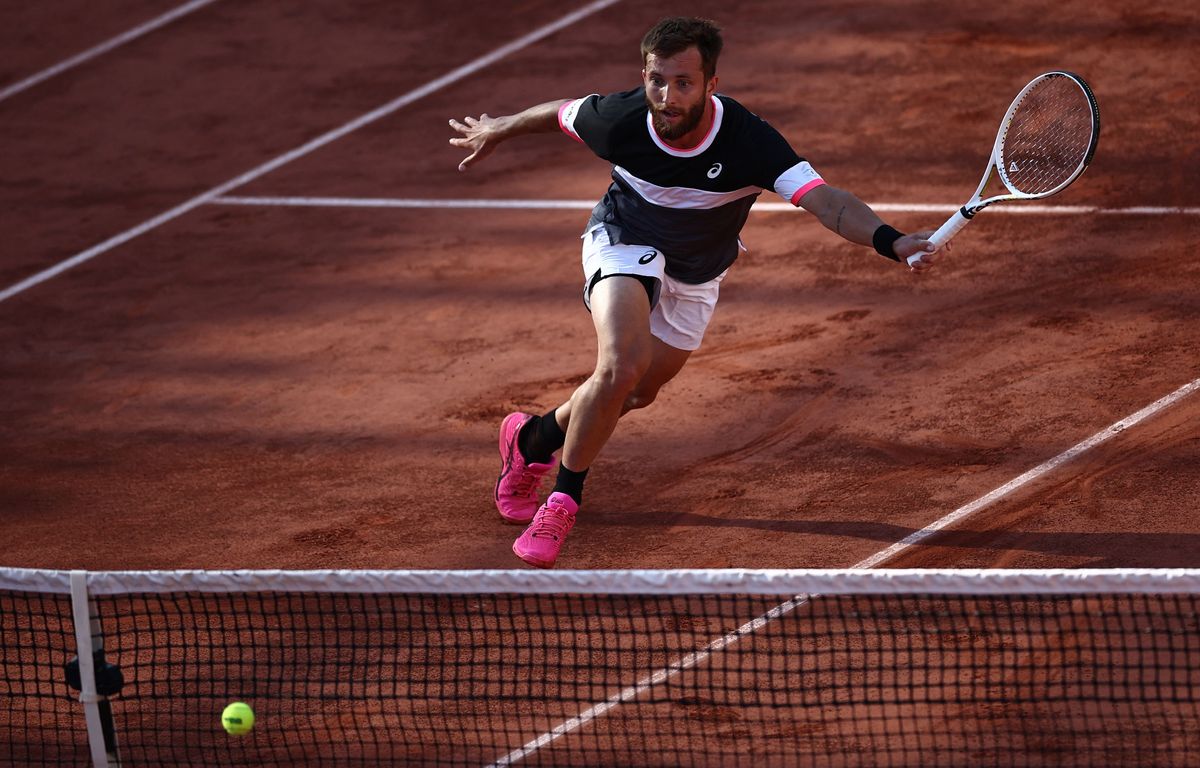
450, 17, 940, 568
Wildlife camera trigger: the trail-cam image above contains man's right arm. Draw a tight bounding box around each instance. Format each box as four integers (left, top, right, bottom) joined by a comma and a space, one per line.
448, 99, 570, 171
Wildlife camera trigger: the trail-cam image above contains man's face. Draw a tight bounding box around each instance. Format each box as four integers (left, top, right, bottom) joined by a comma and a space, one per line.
643, 46, 716, 142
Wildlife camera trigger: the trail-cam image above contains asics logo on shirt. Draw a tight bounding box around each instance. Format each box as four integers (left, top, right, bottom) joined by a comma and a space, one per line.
638, 250, 658, 264
707, 163, 723, 178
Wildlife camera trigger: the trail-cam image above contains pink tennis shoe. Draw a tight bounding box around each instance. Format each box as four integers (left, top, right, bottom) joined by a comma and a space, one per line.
513, 492, 578, 569
495, 412, 555, 524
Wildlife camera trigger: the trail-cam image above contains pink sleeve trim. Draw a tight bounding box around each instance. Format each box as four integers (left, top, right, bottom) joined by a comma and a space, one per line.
790, 178, 826, 206
559, 100, 584, 144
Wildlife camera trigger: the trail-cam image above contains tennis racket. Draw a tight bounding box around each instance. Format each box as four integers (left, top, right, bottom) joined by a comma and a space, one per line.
909, 71, 1100, 266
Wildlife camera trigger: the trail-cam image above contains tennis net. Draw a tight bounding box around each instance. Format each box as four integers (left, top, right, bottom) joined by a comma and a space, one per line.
1, 568, 1198, 767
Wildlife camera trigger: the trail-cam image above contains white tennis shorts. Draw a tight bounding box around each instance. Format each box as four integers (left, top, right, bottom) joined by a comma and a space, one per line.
581, 225, 726, 351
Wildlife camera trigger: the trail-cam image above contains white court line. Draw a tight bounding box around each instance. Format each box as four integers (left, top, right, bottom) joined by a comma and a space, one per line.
487, 376, 1200, 766
210, 195, 1200, 216
0, 0, 621, 306
0, 0, 220, 105
215, 196, 599, 210
854, 376, 1200, 568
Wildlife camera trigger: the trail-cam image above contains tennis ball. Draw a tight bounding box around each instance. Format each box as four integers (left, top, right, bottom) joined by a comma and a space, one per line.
221, 701, 255, 736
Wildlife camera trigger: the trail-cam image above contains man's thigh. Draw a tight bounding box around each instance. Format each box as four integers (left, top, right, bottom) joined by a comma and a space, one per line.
587, 275, 655, 362
633, 337, 692, 396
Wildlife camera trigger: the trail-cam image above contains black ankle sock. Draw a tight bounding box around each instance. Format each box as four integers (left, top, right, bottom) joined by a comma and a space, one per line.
552, 464, 588, 506
518, 408, 566, 464
537, 408, 567, 453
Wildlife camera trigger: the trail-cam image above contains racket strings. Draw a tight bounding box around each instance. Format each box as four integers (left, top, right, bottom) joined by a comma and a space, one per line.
999, 76, 1095, 196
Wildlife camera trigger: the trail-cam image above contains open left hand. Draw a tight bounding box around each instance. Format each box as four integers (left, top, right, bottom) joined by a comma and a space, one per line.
448, 114, 506, 171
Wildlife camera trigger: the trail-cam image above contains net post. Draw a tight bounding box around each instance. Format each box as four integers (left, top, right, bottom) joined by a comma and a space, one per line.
69, 571, 118, 768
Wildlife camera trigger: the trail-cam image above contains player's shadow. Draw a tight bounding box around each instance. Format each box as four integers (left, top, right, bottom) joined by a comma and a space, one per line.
623, 511, 1200, 568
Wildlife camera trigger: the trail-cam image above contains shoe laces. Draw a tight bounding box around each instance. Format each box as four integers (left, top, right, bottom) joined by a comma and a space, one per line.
530, 503, 575, 541
511, 468, 544, 499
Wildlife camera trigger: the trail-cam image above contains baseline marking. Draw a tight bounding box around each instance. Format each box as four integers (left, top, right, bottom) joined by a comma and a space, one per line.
486, 375, 1200, 766
0, 0, 221, 104
0, 0, 621, 305
210, 196, 1200, 216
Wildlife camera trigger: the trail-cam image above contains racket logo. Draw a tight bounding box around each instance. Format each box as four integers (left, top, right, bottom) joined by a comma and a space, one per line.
1009, 161, 1020, 173
707, 163, 723, 179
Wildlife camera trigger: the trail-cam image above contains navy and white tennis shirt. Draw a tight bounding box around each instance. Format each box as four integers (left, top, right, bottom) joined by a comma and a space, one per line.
559, 87, 824, 284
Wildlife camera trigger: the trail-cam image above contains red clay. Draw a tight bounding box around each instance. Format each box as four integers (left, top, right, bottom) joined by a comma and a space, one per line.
3, 3, 1200, 766
1, 0, 1198, 575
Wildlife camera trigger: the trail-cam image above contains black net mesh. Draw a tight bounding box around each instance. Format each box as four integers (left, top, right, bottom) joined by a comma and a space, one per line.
3, 583, 1198, 767
0, 590, 90, 767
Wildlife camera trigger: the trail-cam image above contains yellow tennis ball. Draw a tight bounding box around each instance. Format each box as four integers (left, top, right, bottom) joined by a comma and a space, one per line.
221, 701, 255, 736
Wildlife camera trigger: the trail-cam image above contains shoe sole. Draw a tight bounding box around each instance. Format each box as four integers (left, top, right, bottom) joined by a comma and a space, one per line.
512, 540, 555, 569
499, 510, 534, 525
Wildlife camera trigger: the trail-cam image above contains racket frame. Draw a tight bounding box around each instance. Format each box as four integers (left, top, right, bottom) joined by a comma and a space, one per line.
910, 71, 1100, 265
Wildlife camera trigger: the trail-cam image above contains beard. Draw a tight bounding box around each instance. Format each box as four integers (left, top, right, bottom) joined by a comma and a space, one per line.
646, 93, 707, 141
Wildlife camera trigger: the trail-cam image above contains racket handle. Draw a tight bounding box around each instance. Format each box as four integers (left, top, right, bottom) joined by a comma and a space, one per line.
907, 208, 972, 266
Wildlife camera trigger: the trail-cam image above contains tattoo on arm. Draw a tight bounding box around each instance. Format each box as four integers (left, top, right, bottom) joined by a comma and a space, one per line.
835, 206, 846, 236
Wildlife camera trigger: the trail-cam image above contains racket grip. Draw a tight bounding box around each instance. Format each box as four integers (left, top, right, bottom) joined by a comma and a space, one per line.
907, 208, 971, 266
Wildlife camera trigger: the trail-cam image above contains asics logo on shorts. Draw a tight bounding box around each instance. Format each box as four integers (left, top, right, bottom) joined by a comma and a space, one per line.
638, 250, 658, 265
707, 162, 723, 178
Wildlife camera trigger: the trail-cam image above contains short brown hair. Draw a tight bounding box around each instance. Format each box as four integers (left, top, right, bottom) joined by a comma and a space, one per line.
641, 17, 723, 80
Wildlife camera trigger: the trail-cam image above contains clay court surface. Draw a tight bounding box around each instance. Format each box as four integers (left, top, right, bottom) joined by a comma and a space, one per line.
1, 0, 1198, 575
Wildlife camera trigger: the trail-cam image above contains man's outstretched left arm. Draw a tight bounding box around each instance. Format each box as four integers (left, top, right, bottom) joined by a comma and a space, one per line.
449, 100, 569, 172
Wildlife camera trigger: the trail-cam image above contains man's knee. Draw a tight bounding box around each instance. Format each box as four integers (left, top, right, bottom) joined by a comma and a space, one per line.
595, 356, 650, 395
622, 388, 658, 412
